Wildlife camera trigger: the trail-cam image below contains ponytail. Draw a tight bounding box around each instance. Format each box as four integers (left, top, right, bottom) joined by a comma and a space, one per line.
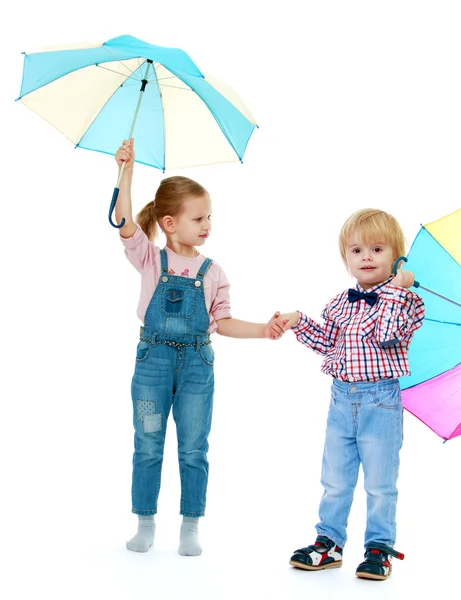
136, 201, 158, 242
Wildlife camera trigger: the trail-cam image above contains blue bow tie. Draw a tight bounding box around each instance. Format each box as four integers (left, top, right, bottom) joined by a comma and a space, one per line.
348, 288, 379, 307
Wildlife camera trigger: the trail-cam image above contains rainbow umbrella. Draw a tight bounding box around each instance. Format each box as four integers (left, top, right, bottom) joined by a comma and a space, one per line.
397, 208, 461, 441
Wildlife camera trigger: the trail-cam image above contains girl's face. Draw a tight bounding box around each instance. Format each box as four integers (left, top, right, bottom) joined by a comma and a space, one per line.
346, 235, 395, 290
170, 193, 212, 247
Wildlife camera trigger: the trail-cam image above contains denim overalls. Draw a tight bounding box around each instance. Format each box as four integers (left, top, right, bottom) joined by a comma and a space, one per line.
131, 249, 215, 518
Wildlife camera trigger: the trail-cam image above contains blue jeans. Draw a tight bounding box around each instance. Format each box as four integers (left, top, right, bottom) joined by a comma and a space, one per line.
316, 378, 403, 548
131, 339, 214, 517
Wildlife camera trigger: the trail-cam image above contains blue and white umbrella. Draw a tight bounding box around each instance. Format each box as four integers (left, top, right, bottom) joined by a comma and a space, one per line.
17, 34, 258, 227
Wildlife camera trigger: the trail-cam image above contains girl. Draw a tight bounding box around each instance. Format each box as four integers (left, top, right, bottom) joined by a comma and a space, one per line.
274, 209, 425, 580
115, 138, 283, 556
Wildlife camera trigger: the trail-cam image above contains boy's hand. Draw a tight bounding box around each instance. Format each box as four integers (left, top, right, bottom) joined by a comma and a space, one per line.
115, 138, 135, 169
390, 270, 414, 289
265, 311, 287, 339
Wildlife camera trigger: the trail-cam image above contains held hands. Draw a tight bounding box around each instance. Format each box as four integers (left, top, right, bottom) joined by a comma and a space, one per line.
265, 311, 288, 340
269, 311, 300, 338
390, 270, 414, 289
115, 138, 135, 170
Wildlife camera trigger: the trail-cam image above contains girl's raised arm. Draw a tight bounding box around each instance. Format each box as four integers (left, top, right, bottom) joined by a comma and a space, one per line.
115, 138, 137, 239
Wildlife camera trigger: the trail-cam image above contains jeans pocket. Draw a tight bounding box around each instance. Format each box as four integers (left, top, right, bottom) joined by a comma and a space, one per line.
199, 344, 215, 366
373, 385, 402, 409
135, 340, 151, 362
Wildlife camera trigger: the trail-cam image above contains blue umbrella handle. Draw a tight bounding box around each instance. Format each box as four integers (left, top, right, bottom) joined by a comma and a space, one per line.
109, 187, 125, 229
393, 256, 420, 287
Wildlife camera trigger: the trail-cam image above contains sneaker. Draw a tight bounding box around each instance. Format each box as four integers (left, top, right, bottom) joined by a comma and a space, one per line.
355, 543, 404, 580
289, 535, 343, 570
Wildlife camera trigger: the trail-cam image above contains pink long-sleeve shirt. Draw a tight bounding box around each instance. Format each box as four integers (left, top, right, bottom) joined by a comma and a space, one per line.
121, 225, 232, 333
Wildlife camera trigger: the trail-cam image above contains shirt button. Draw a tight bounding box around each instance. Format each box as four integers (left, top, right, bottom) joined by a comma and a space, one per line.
195, 280, 201, 287
162, 276, 168, 283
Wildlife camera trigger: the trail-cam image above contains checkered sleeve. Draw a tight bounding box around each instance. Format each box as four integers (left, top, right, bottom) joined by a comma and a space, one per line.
375, 287, 425, 347
292, 307, 340, 356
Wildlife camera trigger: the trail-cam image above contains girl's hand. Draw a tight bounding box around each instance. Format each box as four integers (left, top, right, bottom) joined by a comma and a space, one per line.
274, 312, 300, 332
115, 138, 135, 169
265, 311, 287, 340
390, 270, 414, 289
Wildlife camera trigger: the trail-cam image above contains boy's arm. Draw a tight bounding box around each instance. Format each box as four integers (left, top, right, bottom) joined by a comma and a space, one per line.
275, 308, 340, 355
292, 311, 340, 355
375, 288, 425, 347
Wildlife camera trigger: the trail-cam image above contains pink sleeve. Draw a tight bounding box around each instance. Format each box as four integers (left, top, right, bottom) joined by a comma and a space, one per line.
210, 265, 232, 321
120, 225, 159, 274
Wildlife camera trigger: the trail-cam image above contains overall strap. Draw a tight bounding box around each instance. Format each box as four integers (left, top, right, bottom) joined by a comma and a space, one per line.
195, 257, 213, 282
160, 249, 169, 274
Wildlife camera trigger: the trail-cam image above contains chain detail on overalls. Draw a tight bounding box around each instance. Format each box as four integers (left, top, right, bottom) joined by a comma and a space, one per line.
139, 336, 211, 349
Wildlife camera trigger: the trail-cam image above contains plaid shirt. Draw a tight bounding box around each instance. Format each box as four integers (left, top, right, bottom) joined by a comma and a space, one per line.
293, 277, 425, 382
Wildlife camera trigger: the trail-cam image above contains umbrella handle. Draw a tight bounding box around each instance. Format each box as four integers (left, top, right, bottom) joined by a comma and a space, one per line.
393, 256, 420, 288
108, 187, 125, 229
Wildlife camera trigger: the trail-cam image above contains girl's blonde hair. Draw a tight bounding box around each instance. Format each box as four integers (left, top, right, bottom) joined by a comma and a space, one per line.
339, 208, 406, 271
137, 176, 208, 242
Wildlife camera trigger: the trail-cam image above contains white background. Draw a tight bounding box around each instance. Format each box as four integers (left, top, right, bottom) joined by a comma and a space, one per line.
1, 2, 460, 599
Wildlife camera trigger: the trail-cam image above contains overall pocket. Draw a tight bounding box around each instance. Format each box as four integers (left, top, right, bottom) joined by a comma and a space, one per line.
199, 344, 215, 366
161, 286, 197, 317
135, 340, 151, 362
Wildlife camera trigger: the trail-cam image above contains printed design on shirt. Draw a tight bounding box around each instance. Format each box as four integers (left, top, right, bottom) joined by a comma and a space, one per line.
166, 268, 190, 277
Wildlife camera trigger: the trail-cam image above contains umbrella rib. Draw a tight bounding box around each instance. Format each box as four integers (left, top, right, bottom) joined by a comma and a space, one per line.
101, 46, 143, 78
424, 317, 461, 326
154, 75, 181, 82
419, 285, 461, 308
157, 83, 193, 91
96, 64, 142, 81
150, 64, 166, 171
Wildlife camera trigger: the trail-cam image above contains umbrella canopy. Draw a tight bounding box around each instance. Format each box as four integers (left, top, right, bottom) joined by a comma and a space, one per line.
17, 35, 258, 170
399, 208, 461, 441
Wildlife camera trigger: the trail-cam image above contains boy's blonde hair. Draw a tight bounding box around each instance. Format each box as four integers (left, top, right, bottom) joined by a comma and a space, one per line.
339, 209, 406, 271
137, 176, 208, 242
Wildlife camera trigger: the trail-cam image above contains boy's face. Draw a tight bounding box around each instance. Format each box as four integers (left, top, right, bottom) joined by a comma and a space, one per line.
346, 236, 395, 290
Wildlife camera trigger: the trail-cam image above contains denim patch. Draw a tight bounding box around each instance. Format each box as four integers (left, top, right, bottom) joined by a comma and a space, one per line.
137, 400, 155, 420
144, 413, 162, 433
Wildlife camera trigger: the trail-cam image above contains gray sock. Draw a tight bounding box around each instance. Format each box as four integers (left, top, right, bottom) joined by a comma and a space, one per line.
179, 517, 202, 556
126, 515, 155, 552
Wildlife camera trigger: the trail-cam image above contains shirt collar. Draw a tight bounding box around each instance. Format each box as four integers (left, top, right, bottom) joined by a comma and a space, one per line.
356, 275, 393, 294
